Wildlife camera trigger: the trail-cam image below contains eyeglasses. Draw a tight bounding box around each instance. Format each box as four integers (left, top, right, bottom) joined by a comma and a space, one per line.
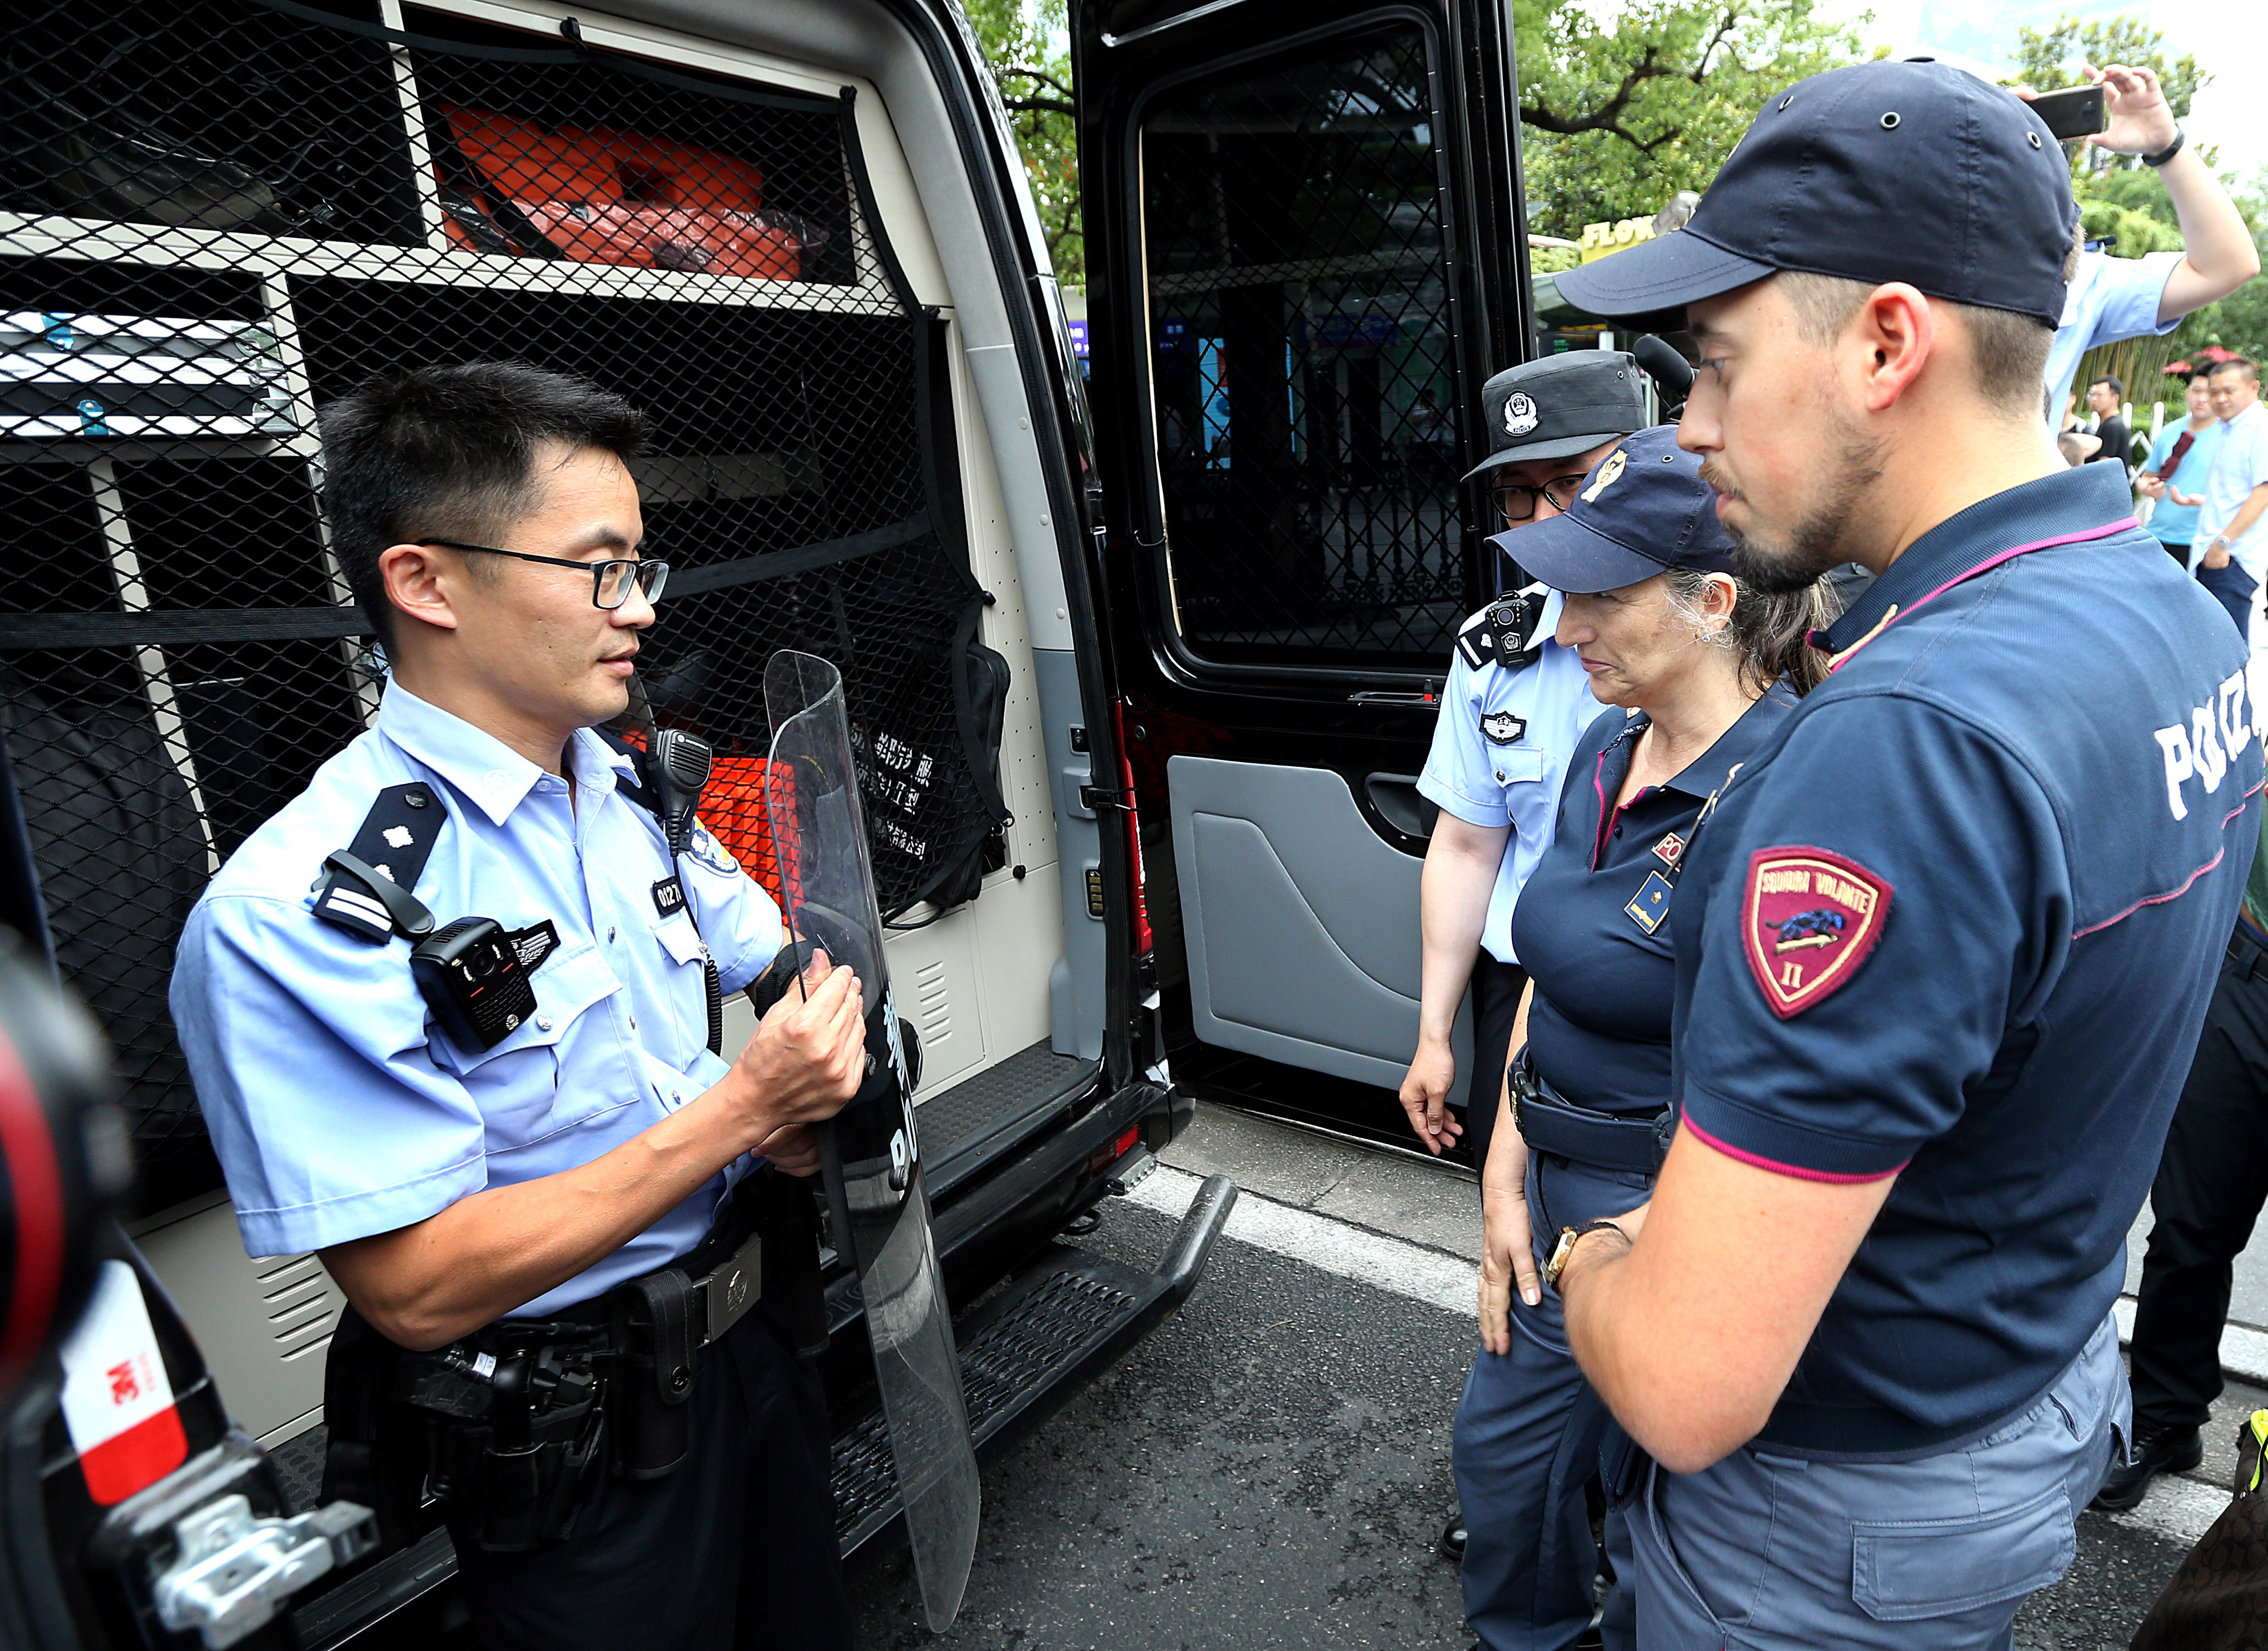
1490, 474, 1591, 525
416, 539, 669, 609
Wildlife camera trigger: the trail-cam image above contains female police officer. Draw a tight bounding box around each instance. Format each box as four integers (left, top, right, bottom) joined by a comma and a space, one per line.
1453, 426, 1831, 1651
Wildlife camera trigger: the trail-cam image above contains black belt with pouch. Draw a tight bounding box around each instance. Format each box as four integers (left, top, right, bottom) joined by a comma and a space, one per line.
348, 1167, 829, 1552
1510, 1047, 1675, 1175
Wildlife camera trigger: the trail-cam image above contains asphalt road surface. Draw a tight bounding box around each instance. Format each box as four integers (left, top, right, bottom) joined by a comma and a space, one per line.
844, 1105, 2257, 1650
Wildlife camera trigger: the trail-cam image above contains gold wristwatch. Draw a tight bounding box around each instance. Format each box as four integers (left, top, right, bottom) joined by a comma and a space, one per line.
1542, 1219, 1628, 1291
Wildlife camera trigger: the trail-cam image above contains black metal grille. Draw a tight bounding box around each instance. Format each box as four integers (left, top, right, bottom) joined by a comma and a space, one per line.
831, 1266, 1141, 1539
1140, 24, 1475, 669
2, 0, 1006, 1214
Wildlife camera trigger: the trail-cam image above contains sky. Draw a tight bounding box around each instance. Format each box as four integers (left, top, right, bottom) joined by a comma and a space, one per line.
1817, 0, 2268, 186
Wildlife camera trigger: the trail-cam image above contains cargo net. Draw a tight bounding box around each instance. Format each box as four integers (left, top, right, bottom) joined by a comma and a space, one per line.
1, 0, 1005, 1213
1140, 24, 1475, 670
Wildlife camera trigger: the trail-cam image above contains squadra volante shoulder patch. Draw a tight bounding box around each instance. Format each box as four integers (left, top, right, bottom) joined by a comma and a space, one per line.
1741, 845, 1892, 1019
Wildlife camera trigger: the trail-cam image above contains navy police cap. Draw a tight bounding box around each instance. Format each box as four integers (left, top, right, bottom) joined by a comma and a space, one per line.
1556, 60, 2077, 327
1493, 425, 1736, 594
1462, 351, 1648, 480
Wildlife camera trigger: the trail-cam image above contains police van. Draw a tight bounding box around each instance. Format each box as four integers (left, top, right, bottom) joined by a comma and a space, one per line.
0, 0, 1538, 1640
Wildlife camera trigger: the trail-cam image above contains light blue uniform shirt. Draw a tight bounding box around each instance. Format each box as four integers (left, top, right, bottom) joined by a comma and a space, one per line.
172, 683, 785, 1317
2142, 417, 2227, 547
1417, 589, 1601, 964
2045, 249, 2182, 420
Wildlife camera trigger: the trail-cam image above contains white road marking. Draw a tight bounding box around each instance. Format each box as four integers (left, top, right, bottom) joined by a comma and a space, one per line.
2104, 1472, 2229, 1549
1128, 1163, 2237, 1560
1130, 1163, 1478, 1318
2112, 1294, 2268, 1388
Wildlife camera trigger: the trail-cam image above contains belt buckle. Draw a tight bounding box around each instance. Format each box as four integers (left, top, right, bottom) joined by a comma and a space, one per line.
696, 1230, 763, 1347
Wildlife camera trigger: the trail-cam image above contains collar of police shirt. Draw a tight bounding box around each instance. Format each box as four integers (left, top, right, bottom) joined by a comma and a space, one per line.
1819, 461, 2137, 661
376, 682, 644, 825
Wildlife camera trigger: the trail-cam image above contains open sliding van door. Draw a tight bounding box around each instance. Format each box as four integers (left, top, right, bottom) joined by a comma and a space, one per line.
1074, 0, 1534, 1152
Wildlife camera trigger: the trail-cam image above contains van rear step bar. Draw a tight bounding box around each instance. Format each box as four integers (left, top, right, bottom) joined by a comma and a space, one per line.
293, 1176, 1236, 1645
832, 1174, 1236, 1553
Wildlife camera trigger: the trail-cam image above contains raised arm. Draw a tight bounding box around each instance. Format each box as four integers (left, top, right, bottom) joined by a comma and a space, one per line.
2084, 65, 2261, 322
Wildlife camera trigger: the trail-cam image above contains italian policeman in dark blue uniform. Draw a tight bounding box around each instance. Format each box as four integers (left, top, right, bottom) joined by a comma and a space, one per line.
172, 364, 867, 1651
1546, 62, 2265, 1645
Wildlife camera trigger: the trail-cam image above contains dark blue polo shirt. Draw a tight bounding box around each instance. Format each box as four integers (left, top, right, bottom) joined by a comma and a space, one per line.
1670, 462, 2264, 1458
1515, 688, 1795, 1120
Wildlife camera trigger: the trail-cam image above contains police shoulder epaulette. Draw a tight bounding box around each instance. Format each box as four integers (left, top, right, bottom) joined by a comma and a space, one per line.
311, 782, 448, 944
1454, 586, 1549, 674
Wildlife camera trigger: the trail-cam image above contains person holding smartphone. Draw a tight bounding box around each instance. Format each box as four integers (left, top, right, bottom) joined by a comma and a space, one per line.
2021, 64, 2259, 421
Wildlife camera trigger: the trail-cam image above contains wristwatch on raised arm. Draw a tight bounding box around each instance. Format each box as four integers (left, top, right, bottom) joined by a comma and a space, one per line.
1542, 1219, 1630, 1291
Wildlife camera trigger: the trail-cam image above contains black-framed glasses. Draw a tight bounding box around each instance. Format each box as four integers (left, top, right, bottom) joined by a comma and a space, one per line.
416, 539, 669, 609
1489, 474, 1590, 525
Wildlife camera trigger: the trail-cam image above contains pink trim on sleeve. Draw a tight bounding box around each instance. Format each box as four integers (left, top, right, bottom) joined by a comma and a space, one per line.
1682, 1112, 1907, 1185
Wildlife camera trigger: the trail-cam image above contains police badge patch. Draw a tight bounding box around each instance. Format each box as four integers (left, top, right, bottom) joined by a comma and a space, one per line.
686, 822, 741, 876
1503, 392, 1539, 438
1479, 711, 1527, 745
1740, 846, 1892, 1019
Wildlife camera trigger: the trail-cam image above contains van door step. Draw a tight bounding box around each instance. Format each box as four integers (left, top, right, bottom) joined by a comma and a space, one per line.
832, 1174, 1237, 1555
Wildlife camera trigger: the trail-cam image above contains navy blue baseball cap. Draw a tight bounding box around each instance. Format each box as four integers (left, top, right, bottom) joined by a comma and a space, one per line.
1493, 425, 1736, 594
1555, 60, 2077, 327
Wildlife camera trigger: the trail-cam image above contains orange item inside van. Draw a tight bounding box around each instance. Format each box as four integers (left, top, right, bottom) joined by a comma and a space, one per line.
436, 106, 797, 280
698, 754, 801, 908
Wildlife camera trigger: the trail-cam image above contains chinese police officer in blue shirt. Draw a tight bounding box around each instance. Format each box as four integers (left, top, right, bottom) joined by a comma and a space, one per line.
1400, 352, 1647, 1177
171, 364, 868, 1651
1544, 61, 2264, 1646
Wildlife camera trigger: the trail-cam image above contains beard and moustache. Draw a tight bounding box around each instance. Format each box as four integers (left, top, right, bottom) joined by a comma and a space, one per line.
1703, 416, 1888, 597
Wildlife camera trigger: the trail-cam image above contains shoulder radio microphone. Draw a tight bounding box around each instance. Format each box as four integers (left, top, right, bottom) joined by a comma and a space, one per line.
1632, 333, 1695, 423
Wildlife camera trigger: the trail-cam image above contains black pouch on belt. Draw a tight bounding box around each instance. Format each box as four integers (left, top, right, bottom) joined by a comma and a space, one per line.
445, 1348, 606, 1552
608, 1268, 699, 1481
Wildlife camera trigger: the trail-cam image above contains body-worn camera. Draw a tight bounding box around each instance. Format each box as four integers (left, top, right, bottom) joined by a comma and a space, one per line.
412, 917, 538, 1052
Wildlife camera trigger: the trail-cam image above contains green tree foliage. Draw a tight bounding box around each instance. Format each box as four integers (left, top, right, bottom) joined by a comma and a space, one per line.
1513, 0, 1863, 240
2006, 17, 2201, 262
960, 0, 1084, 284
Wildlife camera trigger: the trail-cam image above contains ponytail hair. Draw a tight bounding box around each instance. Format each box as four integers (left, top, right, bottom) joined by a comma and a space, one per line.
1663, 567, 1844, 696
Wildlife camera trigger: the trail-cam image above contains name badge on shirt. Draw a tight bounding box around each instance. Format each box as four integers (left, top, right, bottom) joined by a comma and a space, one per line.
652, 875, 686, 919
1625, 871, 1675, 935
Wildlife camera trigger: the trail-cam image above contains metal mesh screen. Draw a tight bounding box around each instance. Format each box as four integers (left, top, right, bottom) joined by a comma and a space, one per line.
1140, 23, 1475, 670
2, 0, 1004, 1214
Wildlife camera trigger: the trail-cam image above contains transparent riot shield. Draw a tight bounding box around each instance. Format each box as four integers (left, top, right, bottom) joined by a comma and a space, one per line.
761, 649, 978, 1630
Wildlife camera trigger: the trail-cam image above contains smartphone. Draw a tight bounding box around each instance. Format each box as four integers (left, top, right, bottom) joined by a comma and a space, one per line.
2030, 84, 2108, 143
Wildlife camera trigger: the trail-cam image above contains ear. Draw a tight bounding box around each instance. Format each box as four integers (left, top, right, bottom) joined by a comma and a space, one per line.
1849, 283, 1935, 414
378, 542, 463, 635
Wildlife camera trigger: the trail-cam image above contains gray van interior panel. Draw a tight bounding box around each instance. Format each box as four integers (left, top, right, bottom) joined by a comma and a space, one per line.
1168, 756, 1471, 1089
1037, 648, 1105, 1059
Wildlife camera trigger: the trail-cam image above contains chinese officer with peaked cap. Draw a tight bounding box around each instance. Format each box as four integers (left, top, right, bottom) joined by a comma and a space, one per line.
1397, 350, 1644, 1602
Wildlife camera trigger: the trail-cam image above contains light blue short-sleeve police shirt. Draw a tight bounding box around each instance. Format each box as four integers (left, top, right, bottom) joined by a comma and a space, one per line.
2045, 249, 2182, 418
1416, 589, 1602, 964
171, 683, 785, 1318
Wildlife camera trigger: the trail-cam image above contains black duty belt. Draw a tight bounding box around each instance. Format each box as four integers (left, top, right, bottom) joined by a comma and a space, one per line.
1510, 1050, 1671, 1175
2231, 921, 2268, 982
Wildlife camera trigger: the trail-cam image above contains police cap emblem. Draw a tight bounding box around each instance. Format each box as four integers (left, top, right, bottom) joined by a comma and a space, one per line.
1479, 711, 1527, 746
1502, 392, 1540, 439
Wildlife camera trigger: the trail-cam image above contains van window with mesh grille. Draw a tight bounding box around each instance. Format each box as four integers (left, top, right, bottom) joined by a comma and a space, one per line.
2, 0, 1008, 1215
1139, 25, 1472, 671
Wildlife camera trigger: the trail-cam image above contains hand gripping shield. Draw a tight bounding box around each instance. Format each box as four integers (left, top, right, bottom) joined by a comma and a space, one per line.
761, 650, 978, 1629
